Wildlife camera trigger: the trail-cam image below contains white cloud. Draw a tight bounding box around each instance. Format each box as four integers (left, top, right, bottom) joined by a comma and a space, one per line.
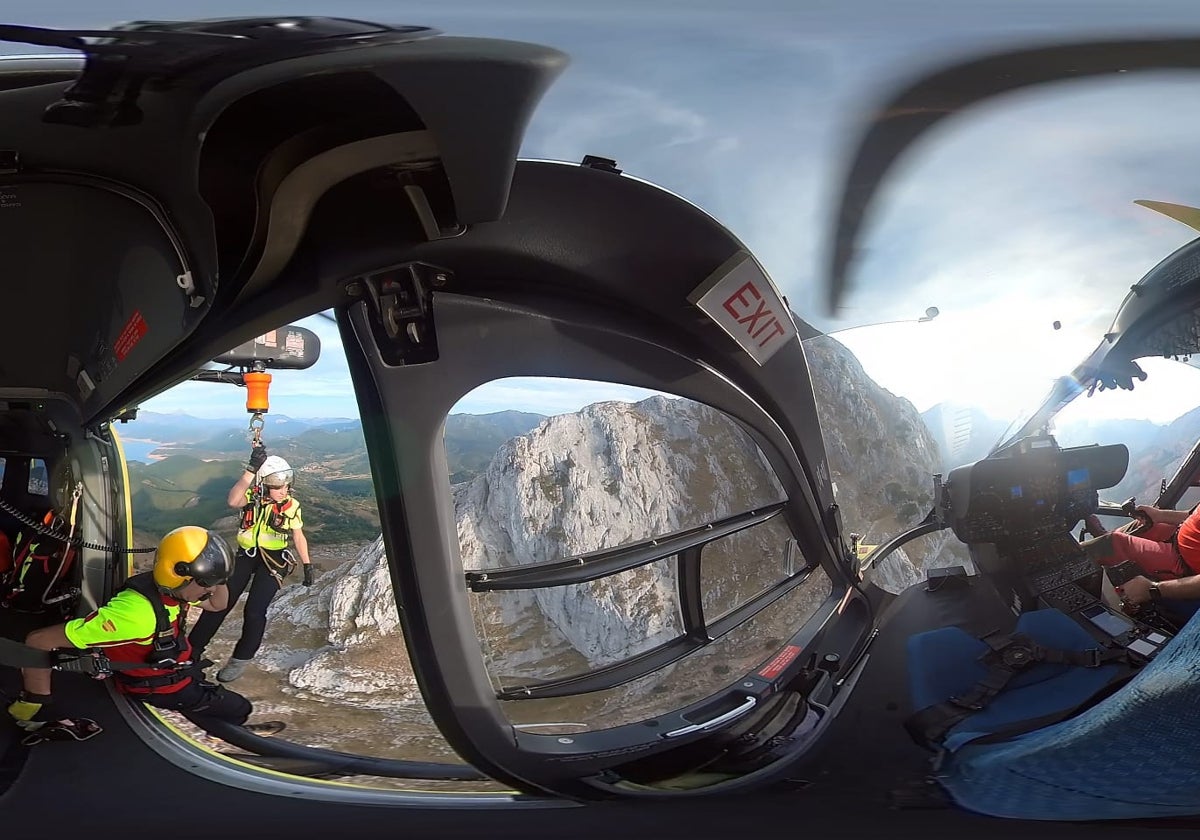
453, 378, 671, 416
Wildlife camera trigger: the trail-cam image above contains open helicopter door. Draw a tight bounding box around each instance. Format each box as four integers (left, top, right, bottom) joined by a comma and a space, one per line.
333, 159, 875, 799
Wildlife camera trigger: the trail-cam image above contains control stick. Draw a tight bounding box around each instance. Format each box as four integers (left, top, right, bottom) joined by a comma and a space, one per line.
1119, 498, 1154, 532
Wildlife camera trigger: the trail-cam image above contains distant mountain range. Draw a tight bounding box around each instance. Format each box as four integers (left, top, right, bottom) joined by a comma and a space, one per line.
919, 402, 1011, 472
918, 400, 1200, 505
115, 412, 359, 446
121, 394, 1200, 550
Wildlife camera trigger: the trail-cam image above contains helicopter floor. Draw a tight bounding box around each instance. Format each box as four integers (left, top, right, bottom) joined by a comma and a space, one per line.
788, 575, 1019, 807
0, 584, 1197, 836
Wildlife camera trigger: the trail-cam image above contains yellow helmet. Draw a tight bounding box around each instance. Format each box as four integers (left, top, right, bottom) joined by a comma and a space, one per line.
153, 526, 234, 590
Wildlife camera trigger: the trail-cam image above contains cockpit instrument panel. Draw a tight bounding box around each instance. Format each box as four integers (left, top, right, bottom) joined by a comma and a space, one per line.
941, 435, 1128, 545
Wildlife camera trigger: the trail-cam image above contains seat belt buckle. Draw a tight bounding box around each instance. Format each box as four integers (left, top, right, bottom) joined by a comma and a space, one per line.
51, 648, 112, 679
947, 695, 983, 712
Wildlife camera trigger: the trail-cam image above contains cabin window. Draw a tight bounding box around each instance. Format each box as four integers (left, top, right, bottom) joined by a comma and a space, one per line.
701, 516, 811, 620
1055, 358, 1200, 525
496, 575, 830, 732
27, 459, 48, 496
451, 376, 828, 731
122, 315, 488, 786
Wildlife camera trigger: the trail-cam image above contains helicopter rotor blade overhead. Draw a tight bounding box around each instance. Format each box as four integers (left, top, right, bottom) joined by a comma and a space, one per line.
827, 36, 1200, 314
1134, 199, 1200, 233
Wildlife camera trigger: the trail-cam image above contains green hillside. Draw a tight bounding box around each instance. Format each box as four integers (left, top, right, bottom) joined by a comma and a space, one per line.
128, 456, 239, 536
127, 410, 547, 543
128, 457, 381, 544
444, 411, 544, 483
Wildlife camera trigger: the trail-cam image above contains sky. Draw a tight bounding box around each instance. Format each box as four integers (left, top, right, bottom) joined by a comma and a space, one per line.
10, 1, 1200, 423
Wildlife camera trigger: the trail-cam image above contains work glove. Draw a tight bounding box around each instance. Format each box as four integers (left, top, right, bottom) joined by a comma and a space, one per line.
246, 443, 268, 473
302, 565, 314, 587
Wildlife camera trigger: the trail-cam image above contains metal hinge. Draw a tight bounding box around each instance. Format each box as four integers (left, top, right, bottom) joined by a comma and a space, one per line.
357, 263, 443, 366
581, 154, 622, 174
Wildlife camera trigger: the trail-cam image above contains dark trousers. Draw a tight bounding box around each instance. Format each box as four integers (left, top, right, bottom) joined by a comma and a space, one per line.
140, 677, 252, 727
188, 548, 281, 661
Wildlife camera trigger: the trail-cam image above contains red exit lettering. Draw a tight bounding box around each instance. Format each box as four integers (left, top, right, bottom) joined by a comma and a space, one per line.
757, 644, 803, 680
722, 281, 787, 349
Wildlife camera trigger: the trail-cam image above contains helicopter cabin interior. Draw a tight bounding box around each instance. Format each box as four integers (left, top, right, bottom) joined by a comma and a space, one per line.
5, 16, 1200, 836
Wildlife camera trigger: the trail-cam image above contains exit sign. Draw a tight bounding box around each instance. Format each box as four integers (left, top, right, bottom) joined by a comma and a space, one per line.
688, 252, 797, 365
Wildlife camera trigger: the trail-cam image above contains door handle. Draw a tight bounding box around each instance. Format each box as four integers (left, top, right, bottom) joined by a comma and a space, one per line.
664, 695, 757, 738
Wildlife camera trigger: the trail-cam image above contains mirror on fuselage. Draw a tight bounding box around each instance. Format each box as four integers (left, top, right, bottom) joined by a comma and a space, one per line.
448, 376, 832, 733
212, 324, 322, 370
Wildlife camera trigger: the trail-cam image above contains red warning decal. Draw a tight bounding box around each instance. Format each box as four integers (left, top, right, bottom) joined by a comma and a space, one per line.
757, 644, 803, 680
114, 311, 148, 362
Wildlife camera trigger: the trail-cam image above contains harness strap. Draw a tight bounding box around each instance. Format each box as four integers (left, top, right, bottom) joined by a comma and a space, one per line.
121, 572, 187, 663
37, 484, 81, 605
0, 638, 189, 677
0, 574, 191, 678
114, 669, 193, 690
0, 636, 56, 669
905, 632, 1137, 751
1166, 527, 1200, 577
257, 547, 296, 587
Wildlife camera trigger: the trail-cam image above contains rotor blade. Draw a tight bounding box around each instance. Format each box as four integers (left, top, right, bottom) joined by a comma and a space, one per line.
828, 36, 1200, 314
1134, 199, 1200, 233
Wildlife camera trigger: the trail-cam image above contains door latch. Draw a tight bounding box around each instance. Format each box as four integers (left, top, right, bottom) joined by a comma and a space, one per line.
357, 262, 443, 366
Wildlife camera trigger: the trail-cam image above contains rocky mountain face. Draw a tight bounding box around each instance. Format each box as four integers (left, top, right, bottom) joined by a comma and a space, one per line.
1063, 409, 1200, 504
805, 336, 970, 591
259, 396, 801, 705
253, 344, 952, 707
260, 540, 413, 706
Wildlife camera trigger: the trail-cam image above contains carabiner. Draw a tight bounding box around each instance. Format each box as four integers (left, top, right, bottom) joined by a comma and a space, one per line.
248, 412, 265, 444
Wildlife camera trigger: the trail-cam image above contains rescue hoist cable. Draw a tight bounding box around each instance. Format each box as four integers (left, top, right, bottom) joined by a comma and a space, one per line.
0, 495, 155, 553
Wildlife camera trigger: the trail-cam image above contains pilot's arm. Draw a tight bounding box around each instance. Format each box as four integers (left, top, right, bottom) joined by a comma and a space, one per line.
1120, 574, 1200, 606
1137, 505, 1192, 527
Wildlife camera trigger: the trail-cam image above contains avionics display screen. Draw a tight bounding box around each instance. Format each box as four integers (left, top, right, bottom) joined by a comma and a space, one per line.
945, 438, 1129, 545
1127, 638, 1157, 657
1067, 467, 1090, 492
1082, 605, 1134, 637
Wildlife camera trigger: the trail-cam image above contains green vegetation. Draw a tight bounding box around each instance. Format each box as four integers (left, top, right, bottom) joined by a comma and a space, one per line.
445, 411, 543, 484
127, 410, 547, 544
534, 472, 562, 502
128, 457, 382, 544
128, 456, 241, 538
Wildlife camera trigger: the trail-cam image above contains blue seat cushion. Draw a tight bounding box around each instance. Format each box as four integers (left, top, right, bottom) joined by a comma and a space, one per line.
907, 609, 1121, 751
936, 607, 1200, 820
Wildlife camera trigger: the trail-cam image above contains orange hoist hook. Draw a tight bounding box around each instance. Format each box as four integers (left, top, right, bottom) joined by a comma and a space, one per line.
243, 368, 271, 444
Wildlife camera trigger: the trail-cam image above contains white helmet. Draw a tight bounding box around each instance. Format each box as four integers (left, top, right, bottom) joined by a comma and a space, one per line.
256, 455, 293, 488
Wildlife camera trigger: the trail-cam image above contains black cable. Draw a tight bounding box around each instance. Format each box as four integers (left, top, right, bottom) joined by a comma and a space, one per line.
0, 495, 155, 554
